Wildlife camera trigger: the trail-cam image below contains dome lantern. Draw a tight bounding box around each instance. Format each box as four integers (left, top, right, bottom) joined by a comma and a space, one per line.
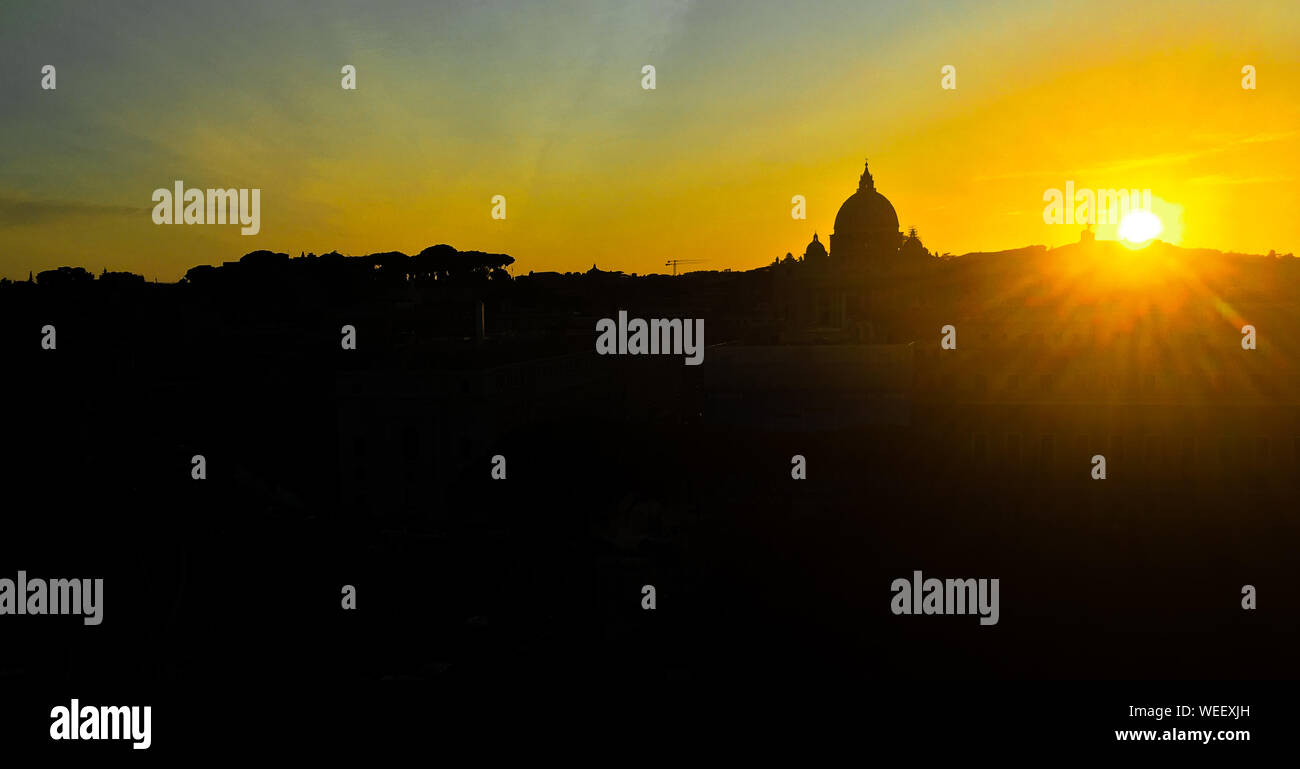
858, 159, 875, 192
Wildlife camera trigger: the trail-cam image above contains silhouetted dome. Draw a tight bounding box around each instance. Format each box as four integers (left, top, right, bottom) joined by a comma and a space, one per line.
804, 232, 828, 261
833, 163, 899, 237
830, 160, 903, 264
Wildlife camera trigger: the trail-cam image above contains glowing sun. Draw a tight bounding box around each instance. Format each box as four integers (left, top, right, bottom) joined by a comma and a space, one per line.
1118, 210, 1163, 246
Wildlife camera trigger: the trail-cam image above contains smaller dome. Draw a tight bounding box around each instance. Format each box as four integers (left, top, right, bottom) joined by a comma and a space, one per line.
804, 232, 828, 261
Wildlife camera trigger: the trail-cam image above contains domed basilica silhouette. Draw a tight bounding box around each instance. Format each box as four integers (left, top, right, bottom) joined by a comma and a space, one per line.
772, 159, 932, 342
830, 160, 903, 263
790, 160, 929, 273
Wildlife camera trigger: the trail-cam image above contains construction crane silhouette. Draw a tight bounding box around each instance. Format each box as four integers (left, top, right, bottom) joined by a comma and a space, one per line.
665, 259, 707, 276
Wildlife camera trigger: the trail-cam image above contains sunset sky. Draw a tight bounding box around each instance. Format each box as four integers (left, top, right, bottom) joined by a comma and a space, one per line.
1, 0, 1298, 280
